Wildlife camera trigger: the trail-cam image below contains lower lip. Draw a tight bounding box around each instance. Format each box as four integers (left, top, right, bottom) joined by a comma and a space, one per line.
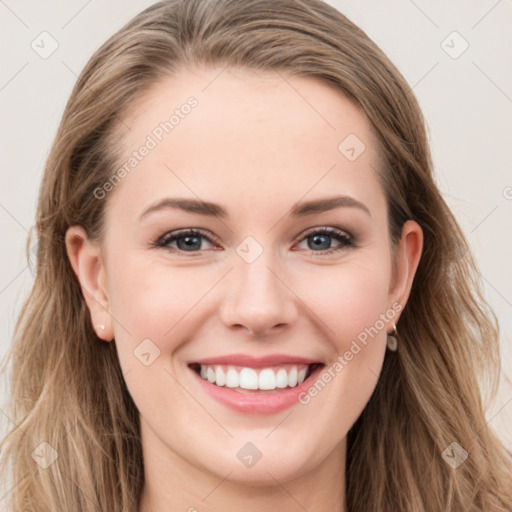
189, 365, 324, 415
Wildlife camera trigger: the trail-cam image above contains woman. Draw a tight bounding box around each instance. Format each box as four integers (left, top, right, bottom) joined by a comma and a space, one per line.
1, 0, 511, 510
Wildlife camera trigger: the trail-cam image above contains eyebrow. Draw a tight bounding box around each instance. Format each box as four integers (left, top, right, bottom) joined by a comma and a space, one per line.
139, 195, 371, 221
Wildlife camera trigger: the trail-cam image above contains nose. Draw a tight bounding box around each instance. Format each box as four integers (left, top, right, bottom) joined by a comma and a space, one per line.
219, 253, 298, 337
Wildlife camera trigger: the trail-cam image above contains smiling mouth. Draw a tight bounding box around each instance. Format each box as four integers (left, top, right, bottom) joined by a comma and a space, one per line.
188, 362, 324, 393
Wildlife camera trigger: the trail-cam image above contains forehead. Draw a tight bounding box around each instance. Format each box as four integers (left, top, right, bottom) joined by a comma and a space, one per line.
105, 66, 385, 223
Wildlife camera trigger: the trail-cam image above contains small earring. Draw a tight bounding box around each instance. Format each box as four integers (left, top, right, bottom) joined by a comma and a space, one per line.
387, 321, 398, 351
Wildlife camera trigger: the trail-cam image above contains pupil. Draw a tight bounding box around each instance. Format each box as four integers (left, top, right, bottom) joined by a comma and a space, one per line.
178, 235, 201, 251
309, 234, 330, 251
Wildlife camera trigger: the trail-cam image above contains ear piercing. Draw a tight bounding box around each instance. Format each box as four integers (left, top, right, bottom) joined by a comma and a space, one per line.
387, 321, 398, 351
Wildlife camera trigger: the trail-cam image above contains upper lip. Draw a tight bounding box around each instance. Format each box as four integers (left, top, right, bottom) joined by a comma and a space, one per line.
188, 354, 322, 368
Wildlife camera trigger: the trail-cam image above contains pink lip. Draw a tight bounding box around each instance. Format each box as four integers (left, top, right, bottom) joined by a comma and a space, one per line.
188, 353, 321, 368
188, 362, 324, 415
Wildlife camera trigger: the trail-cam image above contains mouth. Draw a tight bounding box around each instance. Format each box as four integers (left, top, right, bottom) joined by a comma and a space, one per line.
187, 362, 325, 394
186, 355, 326, 414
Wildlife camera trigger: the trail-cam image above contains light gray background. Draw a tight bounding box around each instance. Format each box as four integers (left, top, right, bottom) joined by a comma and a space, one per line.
1, 0, 511, 447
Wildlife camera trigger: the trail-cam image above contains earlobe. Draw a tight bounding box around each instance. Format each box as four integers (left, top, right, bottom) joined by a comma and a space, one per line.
388, 220, 423, 324
65, 226, 114, 342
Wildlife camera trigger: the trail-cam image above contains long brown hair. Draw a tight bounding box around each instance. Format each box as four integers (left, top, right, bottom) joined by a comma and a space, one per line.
1, 1, 511, 510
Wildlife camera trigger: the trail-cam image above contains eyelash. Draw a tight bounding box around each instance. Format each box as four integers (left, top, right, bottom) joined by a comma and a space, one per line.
151, 227, 355, 256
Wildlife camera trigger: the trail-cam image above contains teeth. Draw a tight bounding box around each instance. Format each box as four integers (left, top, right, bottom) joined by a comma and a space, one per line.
288, 366, 298, 387
225, 368, 239, 388
215, 366, 226, 386
240, 368, 259, 389
196, 364, 312, 390
275, 368, 289, 388
259, 369, 276, 390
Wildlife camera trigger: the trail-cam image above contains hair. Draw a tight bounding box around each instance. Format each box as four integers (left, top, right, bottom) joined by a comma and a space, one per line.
1, 0, 511, 510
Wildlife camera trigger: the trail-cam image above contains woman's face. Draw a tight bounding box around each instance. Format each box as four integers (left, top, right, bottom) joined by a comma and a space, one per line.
67, 67, 422, 496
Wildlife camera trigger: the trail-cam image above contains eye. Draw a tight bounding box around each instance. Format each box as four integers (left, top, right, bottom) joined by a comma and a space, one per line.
151, 226, 355, 256
152, 228, 218, 253
295, 227, 354, 255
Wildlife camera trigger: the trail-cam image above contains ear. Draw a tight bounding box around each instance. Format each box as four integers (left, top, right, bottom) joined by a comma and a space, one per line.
65, 225, 114, 342
387, 220, 423, 326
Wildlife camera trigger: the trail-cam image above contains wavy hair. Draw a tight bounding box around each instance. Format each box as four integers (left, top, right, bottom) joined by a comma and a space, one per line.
1, 1, 511, 510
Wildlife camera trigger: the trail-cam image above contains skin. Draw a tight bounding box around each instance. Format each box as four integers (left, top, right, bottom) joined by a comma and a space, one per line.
66, 66, 423, 512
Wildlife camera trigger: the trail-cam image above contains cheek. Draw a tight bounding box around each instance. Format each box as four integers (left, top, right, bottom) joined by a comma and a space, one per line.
294, 261, 391, 433
299, 258, 392, 347
105, 255, 205, 413
108, 257, 201, 339
105, 249, 232, 383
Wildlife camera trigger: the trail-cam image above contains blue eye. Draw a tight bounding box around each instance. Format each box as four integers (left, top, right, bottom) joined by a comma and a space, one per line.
152, 227, 354, 255
297, 227, 354, 254
154, 229, 215, 253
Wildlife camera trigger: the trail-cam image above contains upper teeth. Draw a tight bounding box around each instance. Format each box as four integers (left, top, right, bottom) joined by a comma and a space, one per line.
199, 364, 309, 390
